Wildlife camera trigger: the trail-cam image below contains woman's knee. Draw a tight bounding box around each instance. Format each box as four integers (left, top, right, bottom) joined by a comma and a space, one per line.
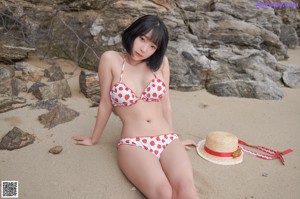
148, 182, 172, 199
173, 178, 198, 198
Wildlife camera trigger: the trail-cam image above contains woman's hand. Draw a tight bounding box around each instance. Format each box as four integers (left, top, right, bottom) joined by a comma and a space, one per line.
181, 139, 197, 151
72, 136, 94, 146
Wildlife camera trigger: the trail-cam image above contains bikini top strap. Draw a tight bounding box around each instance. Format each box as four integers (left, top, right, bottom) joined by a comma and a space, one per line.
120, 58, 126, 83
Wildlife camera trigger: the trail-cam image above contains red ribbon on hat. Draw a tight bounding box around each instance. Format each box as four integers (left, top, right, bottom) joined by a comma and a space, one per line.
204, 146, 242, 158
238, 140, 293, 165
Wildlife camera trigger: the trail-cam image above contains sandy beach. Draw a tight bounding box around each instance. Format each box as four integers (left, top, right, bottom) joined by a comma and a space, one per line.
0, 47, 300, 199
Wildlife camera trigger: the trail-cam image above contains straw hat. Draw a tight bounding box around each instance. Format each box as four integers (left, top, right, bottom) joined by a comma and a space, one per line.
196, 131, 243, 165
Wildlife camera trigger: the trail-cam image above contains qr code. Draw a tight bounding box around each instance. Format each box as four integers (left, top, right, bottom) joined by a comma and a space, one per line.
1, 181, 18, 198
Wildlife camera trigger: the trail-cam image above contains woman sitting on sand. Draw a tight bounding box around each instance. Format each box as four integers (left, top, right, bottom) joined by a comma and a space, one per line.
72, 15, 199, 199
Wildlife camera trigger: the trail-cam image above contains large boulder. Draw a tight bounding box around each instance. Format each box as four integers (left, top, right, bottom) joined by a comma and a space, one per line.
1, 0, 299, 100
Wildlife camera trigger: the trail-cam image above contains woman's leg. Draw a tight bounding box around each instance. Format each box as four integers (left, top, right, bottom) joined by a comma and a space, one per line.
118, 145, 172, 199
160, 139, 199, 199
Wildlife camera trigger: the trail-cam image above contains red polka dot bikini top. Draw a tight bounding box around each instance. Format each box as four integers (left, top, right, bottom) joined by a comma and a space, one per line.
110, 59, 167, 107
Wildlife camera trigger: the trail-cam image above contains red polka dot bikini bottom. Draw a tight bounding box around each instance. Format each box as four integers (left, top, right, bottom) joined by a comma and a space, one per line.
117, 132, 179, 159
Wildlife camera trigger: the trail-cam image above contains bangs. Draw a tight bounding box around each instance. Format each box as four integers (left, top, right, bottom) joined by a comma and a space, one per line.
144, 27, 164, 47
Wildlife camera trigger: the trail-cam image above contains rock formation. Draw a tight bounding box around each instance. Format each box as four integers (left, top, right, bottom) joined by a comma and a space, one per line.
38, 104, 80, 129
0, 127, 35, 150
0, 0, 300, 99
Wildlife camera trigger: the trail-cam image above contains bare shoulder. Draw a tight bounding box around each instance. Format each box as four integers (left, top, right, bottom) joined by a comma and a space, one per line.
99, 51, 122, 67
163, 55, 169, 66
160, 55, 170, 73
100, 50, 120, 59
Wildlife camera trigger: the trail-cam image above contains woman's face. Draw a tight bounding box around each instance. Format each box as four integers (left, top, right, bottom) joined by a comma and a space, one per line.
131, 31, 158, 61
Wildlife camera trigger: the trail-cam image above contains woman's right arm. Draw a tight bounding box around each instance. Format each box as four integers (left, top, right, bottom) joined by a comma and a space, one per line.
72, 51, 114, 145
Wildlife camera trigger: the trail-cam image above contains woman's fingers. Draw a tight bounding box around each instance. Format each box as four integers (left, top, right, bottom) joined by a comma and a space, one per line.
72, 136, 85, 141
72, 136, 93, 146
181, 139, 197, 151
181, 139, 196, 147
185, 146, 191, 151
75, 140, 85, 145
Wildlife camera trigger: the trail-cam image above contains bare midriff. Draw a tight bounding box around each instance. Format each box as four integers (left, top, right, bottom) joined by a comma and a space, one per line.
115, 101, 171, 138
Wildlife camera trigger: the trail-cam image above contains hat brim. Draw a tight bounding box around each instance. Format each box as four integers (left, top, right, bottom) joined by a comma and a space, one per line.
196, 139, 243, 165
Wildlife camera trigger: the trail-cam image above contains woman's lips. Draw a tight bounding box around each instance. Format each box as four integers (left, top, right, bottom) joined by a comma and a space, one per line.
135, 52, 143, 58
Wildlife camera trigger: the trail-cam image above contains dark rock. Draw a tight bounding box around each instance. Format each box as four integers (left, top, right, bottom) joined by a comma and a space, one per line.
14, 62, 44, 82
0, 65, 15, 96
282, 70, 300, 88
44, 65, 65, 81
280, 25, 299, 49
0, 45, 35, 64
182, 51, 195, 61
168, 40, 202, 91
0, 77, 13, 96
90, 95, 100, 107
0, 65, 27, 96
28, 82, 47, 93
79, 69, 100, 98
0, 65, 14, 80
0, 95, 27, 113
206, 78, 284, 100
30, 99, 59, 110
11, 77, 27, 95
32, 79, 72, 100
38, 104, 79, 129
48, 145, 63, 154
0, 127, 35, 150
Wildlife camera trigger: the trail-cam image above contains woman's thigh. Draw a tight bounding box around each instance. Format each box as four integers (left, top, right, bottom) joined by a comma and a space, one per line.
160, 139, 195, 187
117, 145, 171, 197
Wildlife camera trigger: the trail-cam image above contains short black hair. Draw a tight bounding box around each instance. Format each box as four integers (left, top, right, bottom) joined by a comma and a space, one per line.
121, 15, 169, 71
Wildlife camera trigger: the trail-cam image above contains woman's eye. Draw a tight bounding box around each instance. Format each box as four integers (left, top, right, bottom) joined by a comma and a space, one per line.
151, 45, 157, 50
140, 36, 145, 41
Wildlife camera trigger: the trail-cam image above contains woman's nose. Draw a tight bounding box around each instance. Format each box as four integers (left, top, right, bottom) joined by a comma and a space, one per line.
141, 43, 149, 52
